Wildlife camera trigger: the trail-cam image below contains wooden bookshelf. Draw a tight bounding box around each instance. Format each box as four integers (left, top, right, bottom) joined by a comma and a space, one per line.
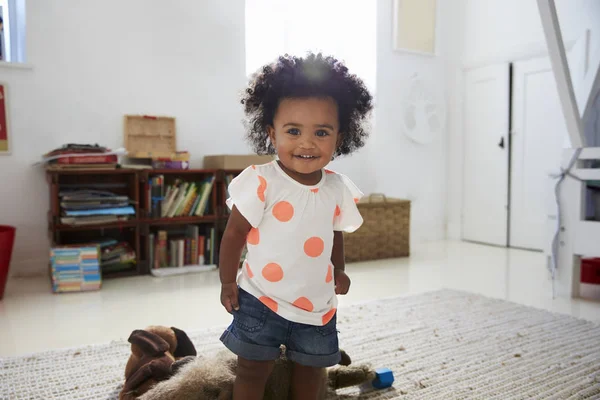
47, 167, 242, 279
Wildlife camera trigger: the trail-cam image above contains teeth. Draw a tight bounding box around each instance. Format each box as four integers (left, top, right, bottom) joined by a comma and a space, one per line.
298, 155, 315, 159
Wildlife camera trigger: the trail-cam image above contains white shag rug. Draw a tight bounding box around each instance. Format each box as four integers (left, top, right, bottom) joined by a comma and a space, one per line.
1, 290, 599, 400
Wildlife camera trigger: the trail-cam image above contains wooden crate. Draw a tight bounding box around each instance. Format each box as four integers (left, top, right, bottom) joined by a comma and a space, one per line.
124, 115, 176, 158
343, 195, 410, 262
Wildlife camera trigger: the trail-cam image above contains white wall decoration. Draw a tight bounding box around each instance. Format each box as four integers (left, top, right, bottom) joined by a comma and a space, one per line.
401, 73, 444, 145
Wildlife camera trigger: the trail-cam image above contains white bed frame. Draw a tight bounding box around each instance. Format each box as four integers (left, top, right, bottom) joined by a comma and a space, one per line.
537, 0, 600, 299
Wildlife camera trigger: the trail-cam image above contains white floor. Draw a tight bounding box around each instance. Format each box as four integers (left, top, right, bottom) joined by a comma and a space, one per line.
1, 240, 598, 358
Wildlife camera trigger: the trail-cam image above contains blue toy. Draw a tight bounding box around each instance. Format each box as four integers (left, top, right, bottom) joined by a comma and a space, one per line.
372, 368, 394, 389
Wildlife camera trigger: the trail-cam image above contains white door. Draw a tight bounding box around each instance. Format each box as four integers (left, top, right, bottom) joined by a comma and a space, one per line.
510, 57, 568, 250
462, 64, 510, 246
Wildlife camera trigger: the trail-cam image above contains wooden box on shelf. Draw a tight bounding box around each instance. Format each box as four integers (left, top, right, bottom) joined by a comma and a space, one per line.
124, 115, 177, 159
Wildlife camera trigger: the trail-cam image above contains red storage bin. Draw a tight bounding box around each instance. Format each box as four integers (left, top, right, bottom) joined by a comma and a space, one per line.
581, 258, 600, 301
0, 225, 16, 300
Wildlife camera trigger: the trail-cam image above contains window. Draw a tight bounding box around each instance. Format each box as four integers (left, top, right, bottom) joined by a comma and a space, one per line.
245, 0, 376, 91
0, 0, 26, 63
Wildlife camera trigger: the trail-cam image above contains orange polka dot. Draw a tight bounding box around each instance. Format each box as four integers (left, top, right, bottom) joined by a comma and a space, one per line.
354, 198, 359, 204
325, 169, 335, 175
293, 297, 314, 312
251, 165, 256, 170
262, 263, 284, 282
260, 296, 278, 313
257, 176, 267, 202
335, 205, 341, 217
245, 262, 254, 278
273, 201, 294, 222
304, 237, 325, 258
247, 228, 260, 245
322, 308, 337, 325
326, 264, 333, 283
311, 188, 319, 193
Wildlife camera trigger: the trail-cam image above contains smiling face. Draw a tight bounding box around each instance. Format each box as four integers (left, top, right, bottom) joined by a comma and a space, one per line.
268, 97, 340, 184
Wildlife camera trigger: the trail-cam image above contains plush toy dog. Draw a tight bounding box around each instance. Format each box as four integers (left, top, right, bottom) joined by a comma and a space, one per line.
119, 326, 198, 400
139, 346, 377, 400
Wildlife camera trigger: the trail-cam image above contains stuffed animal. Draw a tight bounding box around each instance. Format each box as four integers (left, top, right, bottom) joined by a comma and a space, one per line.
119, 326, 198, 400
138, 346, 377, 400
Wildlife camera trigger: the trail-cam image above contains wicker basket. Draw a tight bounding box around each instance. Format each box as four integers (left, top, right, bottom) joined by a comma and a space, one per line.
343, 194, 410, 262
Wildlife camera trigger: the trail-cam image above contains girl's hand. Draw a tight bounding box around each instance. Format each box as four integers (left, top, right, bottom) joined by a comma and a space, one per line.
221, 283, 239, 313
334, 269, 351, 295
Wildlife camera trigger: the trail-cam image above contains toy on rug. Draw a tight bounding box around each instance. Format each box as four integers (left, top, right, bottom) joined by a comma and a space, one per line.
121, 325, 394, 400
119, 326, 198, 400
139, 345, 388, 400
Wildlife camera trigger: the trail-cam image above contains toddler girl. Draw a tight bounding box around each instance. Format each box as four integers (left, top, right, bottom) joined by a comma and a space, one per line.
219, 53, 373, 400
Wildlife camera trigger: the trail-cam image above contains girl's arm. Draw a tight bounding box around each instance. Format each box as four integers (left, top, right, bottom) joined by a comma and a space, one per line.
331, 231, 351, 295
219, 206, 252, 312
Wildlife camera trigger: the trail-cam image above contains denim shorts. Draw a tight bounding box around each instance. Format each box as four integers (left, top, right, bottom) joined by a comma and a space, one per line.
220, 288, 341, 368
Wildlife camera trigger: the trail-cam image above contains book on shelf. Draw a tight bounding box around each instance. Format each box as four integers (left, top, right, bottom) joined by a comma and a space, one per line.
63, 206, 135, 217
149, 233, 155, 272
38, 144, 126, 167
152, 160, 190, 170
60, 215, 130, 225
147, 176, 215, 219
46, 163, 118, 171
153, 151, 190, 162
155, 231, 168, 269
54, 155, 118, 165
195, 177, 216, 217
151, 226, 215, 269
148, 175, 165, 218
58, 189, 135, 225
100, 241, 136, 273
223, 173, 236, 214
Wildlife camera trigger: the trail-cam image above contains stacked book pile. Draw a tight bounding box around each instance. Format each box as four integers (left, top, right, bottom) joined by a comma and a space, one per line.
50, 245, 102, 293
99, 240, 136, 274
149, 226, 217, 276
148, 176, 215, 218
151, 151, 190, 170
42, 144, 126, 170
60, 190, 135, 225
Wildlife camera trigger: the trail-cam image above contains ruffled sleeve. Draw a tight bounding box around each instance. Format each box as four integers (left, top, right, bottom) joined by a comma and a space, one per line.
333, 174, 364, 233
226, 166, 266, 228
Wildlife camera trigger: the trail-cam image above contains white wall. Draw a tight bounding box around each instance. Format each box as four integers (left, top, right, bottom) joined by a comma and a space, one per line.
0, 0, 248, 276
370, 0, 455, 243
446, 0, 600, 239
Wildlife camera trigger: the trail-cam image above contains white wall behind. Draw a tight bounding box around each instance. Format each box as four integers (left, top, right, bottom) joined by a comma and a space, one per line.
0, 0, 248, 276
446, 0, 600, 239
370, 0, 455, 244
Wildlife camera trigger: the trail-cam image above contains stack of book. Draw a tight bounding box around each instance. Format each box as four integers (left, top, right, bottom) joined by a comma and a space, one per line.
42, 144, 125, 170
99, 240, 136, 274
149, 226, 216, 276
59, 190, 135, 225
151, 151, 190, 170
50, 245, 102, 293
147, 176, 215, 218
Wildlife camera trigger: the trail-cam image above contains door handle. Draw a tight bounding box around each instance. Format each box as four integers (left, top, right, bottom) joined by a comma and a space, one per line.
498, 136, 505, 149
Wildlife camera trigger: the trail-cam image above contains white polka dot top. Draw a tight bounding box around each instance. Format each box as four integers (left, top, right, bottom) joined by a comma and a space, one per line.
226, 160, 364, 326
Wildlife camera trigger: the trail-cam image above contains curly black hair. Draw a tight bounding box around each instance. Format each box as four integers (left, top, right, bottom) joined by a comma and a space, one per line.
242, 53, 373, 156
